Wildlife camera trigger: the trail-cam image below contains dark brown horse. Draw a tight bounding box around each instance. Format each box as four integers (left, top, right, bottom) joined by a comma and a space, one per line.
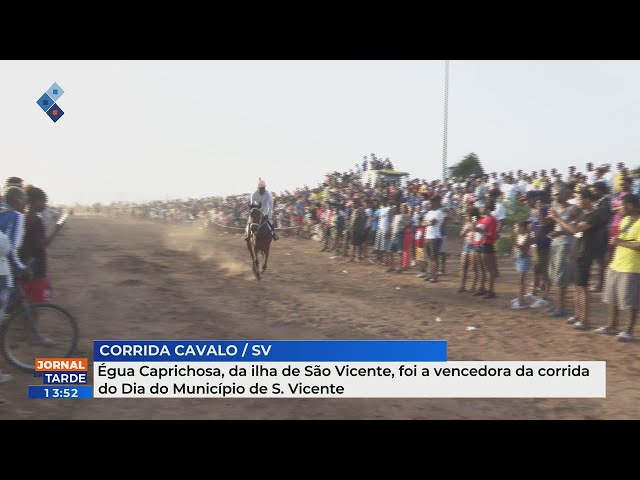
246, 204, 272, 280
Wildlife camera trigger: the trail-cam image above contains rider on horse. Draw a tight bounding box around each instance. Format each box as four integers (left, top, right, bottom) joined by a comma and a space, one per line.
246, 178, 279, 241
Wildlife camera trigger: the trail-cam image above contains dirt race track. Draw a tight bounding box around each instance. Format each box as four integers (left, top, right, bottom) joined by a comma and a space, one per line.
1, 214, 639, 420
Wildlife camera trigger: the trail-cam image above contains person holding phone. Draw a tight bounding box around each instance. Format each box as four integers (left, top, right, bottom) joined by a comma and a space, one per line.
546, 183, 579, 317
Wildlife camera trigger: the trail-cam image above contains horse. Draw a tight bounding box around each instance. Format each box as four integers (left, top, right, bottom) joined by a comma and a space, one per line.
246, 203, 272, 280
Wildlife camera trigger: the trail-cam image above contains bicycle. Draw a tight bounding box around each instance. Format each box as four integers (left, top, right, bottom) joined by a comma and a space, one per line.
0, 265, 78, 372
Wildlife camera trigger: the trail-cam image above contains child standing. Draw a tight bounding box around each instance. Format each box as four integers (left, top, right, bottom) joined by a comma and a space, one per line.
512, 221, 533, 309
458, 207, 479, 293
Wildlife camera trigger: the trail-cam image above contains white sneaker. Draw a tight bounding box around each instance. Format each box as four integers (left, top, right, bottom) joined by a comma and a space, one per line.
617, 331, 633, 342
511, 301, 526, 310
530, 299, 550, 309
0, 373, 12, 383
594, 326, 611, 334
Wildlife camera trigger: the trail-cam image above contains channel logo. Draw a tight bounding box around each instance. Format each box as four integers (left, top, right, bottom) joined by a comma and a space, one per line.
28, 357, 93, 399
36, 83, 64, 123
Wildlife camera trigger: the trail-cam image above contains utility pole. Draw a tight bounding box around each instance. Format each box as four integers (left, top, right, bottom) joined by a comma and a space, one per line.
442, 60, 450, 181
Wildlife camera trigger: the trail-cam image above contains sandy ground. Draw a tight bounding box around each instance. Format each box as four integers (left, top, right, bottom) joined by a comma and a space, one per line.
1, 214, 639, 420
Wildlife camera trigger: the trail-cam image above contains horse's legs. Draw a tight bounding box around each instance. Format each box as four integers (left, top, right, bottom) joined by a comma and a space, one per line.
247, 241, 259, 279
262, 248, 269, 272
254, 247, 260, 279
246, 241, 254, 265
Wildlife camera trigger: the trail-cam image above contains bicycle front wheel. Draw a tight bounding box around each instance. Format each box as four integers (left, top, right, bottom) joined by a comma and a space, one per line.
1, 303, 79, 372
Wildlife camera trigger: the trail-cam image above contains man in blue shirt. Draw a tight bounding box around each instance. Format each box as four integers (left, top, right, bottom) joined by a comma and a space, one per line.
0, 186, 29, 383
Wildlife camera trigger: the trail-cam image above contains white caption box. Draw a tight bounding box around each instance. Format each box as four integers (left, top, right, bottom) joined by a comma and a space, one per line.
93, 361, 606, 398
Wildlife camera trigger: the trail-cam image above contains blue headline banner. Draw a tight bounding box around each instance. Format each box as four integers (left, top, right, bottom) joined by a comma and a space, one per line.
94, 340, 447, 362
28, 386, 93, 399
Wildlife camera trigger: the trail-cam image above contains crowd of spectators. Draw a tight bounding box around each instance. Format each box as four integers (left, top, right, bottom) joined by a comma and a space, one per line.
84, 157, 640, 341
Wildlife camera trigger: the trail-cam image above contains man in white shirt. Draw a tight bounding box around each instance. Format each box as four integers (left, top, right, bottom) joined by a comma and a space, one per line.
374, 203, 392, 265
488, 190, 506, 278
492, 199, 506, 224
424, 195, 445, 283
246, 178, 279, 241
500, 177, 517, 202
517, 175, 529, 196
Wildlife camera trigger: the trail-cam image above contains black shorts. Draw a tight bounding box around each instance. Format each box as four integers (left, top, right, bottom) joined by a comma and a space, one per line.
572, 256, 593, 287
533, 248, 550, 276
352, 231, 365, 246
592, 231, 608, 260
592, 242, 607, 261
425, 238, 442, 261
478, 244, 495, 254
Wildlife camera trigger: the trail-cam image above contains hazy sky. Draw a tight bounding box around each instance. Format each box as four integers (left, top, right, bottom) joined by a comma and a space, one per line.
2, 60, 639, 205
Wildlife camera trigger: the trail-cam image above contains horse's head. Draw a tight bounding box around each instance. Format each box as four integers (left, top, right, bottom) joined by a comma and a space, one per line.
248, 203, 264, 234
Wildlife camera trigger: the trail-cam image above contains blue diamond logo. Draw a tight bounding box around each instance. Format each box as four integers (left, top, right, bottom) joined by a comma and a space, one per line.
46, 103, 64, 122
47, 83, 64, 102
37, 93, 54, 112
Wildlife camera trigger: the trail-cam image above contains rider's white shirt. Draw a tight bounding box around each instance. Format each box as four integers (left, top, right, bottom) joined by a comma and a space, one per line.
249, 190, 273, 219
